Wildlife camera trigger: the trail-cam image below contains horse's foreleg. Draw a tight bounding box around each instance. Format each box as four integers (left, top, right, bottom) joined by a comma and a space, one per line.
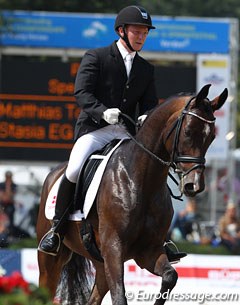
100, 235, 127, 305
154, 255, 178, 305
137, 252, 178, 305
87, 263, 109, 305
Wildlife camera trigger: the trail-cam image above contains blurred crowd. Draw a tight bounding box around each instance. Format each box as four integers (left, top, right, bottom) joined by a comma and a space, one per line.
169, 197, 240, 254
0, 171, 34, 247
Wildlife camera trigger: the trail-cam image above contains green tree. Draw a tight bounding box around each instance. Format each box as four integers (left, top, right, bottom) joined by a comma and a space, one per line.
1, 0, 240, 17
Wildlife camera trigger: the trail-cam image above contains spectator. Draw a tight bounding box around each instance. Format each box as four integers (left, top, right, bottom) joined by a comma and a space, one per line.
170, 198, 197, 240
0, 171, 17, 232
218, 202, 240, 254
0, 207, 10, 247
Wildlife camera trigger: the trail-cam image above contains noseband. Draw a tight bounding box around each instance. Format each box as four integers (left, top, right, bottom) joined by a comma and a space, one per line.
167, 96, 216, 176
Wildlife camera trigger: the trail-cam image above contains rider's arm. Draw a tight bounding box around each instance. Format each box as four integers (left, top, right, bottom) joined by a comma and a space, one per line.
74, 50, 108, 124
138, 63, 158, 115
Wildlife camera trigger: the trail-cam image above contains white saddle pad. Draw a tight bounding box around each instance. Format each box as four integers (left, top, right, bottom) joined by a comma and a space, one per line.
45, 139, 126, 220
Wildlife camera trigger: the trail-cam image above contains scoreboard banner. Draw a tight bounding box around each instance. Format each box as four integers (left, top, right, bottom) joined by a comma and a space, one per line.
0, 60, 79, 161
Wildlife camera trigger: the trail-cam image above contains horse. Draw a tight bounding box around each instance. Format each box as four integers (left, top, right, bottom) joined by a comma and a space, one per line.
36, 84, 228, 305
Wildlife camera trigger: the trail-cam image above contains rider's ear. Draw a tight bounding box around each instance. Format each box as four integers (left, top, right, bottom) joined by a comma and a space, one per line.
118, 26, 124, 38
211, 88, 228, 111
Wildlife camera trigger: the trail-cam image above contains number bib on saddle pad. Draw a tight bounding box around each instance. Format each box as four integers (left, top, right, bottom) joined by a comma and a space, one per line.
45, 139, 126, 220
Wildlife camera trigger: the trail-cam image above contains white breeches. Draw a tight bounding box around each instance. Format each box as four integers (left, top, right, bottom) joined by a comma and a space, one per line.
66, 124, 130, 183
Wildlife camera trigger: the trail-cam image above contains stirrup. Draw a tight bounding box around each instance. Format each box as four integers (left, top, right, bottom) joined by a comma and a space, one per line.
164, 240, 187, 265
164, 239, 179, 251
38, 229, 62, 256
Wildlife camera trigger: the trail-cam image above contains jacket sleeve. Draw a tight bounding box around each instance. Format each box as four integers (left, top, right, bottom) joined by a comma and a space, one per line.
74, 50, 108, 124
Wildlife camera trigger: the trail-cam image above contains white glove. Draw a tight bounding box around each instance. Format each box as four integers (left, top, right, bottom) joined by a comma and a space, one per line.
102, 108, 121, 125
137, 114, 147, 126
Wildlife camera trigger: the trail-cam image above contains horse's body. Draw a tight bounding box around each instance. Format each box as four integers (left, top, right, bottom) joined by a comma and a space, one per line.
37, 84, 227, 305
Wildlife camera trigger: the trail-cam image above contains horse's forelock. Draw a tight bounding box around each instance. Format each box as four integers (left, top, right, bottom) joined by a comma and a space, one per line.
189, 96, 215, 119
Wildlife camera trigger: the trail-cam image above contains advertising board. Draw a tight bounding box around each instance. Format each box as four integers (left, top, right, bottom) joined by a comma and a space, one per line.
0, 11, 230, 53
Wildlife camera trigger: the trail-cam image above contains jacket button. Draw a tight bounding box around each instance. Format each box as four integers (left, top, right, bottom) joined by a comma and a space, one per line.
123, 98, 127, 102
126, 85, 129, 89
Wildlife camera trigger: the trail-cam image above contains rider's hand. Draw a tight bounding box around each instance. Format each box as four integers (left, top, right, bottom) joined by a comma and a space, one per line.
102, 108, 121, 125
137, 114, 147, 126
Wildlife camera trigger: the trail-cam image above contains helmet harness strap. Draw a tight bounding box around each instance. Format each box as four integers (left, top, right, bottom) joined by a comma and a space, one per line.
121, 25, 135, 52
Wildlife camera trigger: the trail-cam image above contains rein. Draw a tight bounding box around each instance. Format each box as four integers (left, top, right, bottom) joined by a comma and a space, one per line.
120, 113, 171, 167
120, 114, 181, 200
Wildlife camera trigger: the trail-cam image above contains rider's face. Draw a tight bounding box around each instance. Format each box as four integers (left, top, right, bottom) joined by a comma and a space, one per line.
119, 25, 149, 52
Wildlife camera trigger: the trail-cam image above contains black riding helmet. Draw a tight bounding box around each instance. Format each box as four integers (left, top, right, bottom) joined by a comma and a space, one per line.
115, 6, 155, 51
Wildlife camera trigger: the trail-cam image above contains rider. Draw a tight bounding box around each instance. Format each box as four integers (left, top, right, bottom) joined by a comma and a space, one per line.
38, 5, 186, 262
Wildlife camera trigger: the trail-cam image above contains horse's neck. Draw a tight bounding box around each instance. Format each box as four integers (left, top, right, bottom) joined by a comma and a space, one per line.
132, 111, 170, 185
136, 110, 168, 159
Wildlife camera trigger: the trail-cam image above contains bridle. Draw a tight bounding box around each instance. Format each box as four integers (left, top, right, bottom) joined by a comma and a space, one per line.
120, 95, 216, 179
119, 96, 216, 200
165, 96, 216, 177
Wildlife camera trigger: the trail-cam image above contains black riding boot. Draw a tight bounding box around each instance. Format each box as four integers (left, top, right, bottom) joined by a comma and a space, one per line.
38, 174, 76, 256
164, 240, 187, 264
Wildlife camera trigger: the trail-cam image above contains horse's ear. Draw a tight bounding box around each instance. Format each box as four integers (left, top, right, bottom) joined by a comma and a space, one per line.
195, 84, 211, 102
211, 88, 228, 111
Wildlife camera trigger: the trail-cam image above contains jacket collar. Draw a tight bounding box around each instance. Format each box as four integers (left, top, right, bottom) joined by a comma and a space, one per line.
116, 39, 136, 61
110, 41, 139, 82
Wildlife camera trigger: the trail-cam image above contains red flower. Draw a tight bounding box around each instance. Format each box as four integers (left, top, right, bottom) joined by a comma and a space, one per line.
0, 275, 12, 293
0, 272, 30, 294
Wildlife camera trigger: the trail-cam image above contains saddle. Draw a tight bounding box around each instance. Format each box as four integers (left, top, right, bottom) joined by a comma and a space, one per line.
73, 139, 120, 213
45, 139, 125, 221
75, 139, 120, 262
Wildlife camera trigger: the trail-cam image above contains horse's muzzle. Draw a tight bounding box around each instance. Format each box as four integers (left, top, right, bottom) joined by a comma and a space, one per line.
179, 169, 205, 197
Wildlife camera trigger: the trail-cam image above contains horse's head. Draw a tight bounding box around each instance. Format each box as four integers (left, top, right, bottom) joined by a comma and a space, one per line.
164, 84, 228, 197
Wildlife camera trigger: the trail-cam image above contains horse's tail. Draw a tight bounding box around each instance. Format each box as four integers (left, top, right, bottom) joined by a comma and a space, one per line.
54, 252, 94, 304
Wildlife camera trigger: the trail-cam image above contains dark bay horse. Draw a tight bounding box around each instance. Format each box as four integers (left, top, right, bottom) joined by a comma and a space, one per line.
36, 84, 227, 305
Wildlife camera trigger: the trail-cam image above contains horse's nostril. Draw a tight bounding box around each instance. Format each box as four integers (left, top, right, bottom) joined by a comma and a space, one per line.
184, 183, 195, 196
185, 183, 194, 190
